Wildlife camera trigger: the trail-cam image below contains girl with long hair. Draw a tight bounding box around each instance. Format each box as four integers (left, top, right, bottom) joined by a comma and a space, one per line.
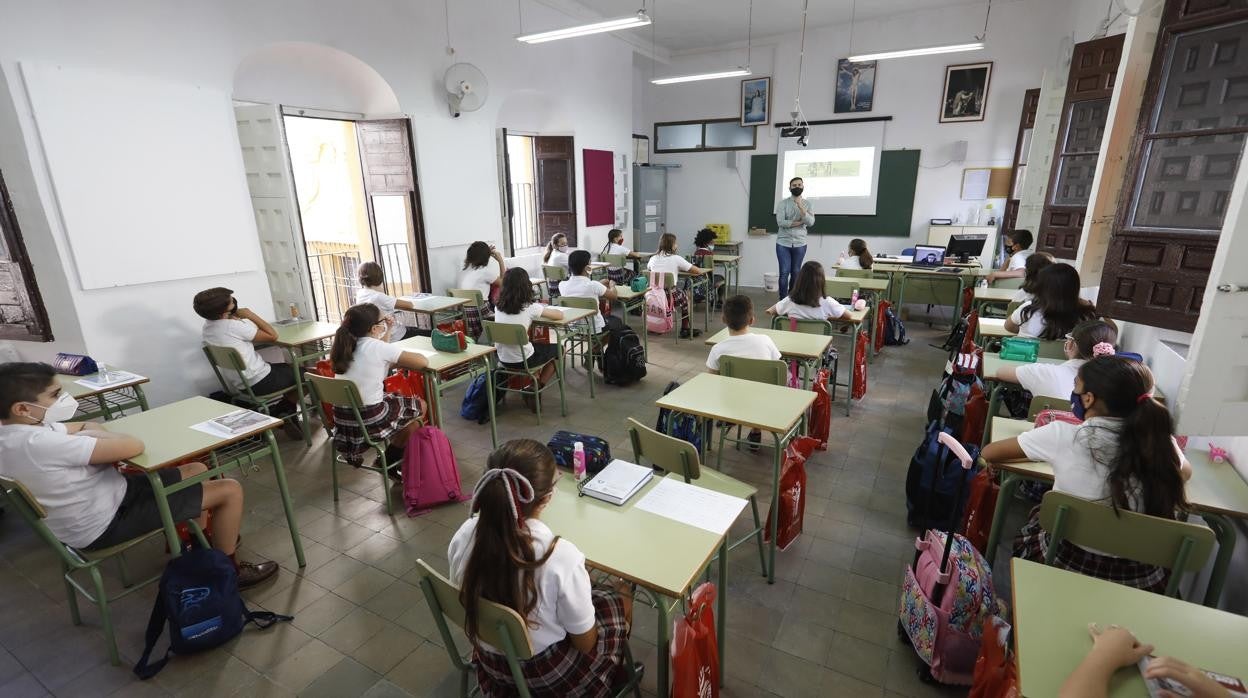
692, 228, 726, 307
765, 260, 850, 321
355, 262, 418, 341
543, 233, 571, 297
494, 268, 564, 410
328, 303, 428, 468
458, 241, 507, 338
449, 439, 636, 696
983, 357, 1192, 592
599, 228, 639, 284
1006, 262, 1097, 339
1012, 251, 1054, 303
841, 238, 873, 270
646, 232, 705, 338
995, 318, 1118, 400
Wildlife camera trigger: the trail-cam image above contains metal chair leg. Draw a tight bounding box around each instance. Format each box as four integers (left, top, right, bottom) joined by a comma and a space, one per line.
63, 561, 82, 626
89, 566, 121, 666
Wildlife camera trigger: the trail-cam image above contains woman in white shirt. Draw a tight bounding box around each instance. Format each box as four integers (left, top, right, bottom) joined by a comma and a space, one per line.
494, 268, 564, 410
329, 304, 429, 469
450, 439, 636, 697
355, 262, 417, 341
646, 232, 704, 338
1006, 263, 1097, 339
983, 357, 1192, 592
600, 228, 640, 284
766, 261, 850, 322
995, 319, 1118, 400
458, 241, 506, 337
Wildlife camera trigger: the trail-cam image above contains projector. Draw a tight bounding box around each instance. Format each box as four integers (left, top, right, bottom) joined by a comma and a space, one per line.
780, 125, 809, 146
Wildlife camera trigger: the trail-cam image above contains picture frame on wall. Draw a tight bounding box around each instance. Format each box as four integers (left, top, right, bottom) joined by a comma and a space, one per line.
835, 59, 876, 113
740, 76, 771, 127
940, 61, 993, 123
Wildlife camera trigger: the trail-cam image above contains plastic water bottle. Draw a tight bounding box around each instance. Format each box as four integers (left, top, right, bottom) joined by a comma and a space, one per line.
837, 251, 846, 266
289, 303, 300, 320
851, 288, 859, 306
572, 442, 587, 482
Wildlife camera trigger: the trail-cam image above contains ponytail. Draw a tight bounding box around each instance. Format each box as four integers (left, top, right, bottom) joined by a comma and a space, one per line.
543, 234, 566, 263
1070, 319, 1119, 360
330, 304, 381, 374
850, 238, 872, 269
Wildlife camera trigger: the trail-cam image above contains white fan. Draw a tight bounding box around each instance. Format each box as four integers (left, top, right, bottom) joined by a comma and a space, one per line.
445, 63, 489, 118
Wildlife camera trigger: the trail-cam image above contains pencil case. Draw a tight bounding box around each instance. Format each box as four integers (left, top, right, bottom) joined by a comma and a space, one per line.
52, 352, 99, 376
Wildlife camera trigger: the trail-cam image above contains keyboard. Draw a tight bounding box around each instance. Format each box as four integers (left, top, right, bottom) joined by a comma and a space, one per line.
904, 265, 963, 274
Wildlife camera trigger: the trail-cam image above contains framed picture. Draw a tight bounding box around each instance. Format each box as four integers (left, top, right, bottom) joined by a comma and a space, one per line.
739, 76, 771, 127
835, 59, 876, 113
940, 61, 993, 123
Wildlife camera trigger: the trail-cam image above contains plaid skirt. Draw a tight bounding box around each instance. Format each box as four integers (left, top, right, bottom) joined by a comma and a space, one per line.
463, 305, 492, 341
474, 588, 632, 698
331, 393, 423, 458
607, 267, 636, 285
1013, 507, 1167, 593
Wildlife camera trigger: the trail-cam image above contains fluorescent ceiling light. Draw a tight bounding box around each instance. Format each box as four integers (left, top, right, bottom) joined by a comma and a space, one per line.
651, 68, 751, 85
517, 11, 651, 44
848, 42, 984, 61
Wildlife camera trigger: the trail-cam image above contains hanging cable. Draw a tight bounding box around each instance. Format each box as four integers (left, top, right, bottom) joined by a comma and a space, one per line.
792, 0, 810, 126
444, 0, 455, 55
976, 0, 992, 42
848, 0, 857, 58
746, 0, 753, 68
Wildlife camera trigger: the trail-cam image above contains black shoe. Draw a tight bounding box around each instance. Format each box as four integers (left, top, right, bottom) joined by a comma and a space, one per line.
237, 559, 279, 589
281, 416, 304, 441
679, 328, 703, 339
748, 429, 762, 452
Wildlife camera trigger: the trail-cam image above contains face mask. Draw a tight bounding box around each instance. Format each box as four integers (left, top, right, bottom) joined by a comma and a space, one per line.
25, 393, 79, 425
1070, 392, 1087, 420
557, 245, 569, 253
790, 187, 803, 197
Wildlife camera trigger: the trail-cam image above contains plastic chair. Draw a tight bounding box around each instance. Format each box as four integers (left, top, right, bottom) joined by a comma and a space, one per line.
0, 475, 207, 665
600, 253, 628, 269
202, 345, 309, 445
715, 356, 791, 462
771, 315, 839, 400
542, 265, 567, 301
305, 373, 408, 515
1037, 340, 1068, 360
415, 559, 645, 698
484, 321, 567, 424
824, 279, 860, 301
1038, 491, 1215, 599
557, 296, 608, 398
1026, 394, 1071, 418
626, 418, 767, 577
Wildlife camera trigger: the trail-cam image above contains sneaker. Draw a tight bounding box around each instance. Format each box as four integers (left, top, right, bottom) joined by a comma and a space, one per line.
679, 328, 703, 339
237, 559, 279, 589
748, 429, 762, 452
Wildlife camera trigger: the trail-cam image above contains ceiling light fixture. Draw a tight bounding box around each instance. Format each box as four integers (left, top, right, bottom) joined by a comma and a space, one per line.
651, 68, 751, 85
848, 0, 991, 61
516, 9, 651, 43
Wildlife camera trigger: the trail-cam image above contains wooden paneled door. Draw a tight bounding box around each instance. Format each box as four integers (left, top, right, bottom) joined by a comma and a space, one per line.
1037, 34, 1125, 259
1002, 88, 1041, 233
0, 169, 51, 341
357, 119, 430, 296
1098, 0, 1248, 332
535, 136, 577, 247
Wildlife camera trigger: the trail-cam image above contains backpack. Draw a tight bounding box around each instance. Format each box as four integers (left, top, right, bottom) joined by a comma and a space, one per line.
656, 381, 703, 452
601, 315, 647, 386
460, 374, 490, 424
644, 272, 674, 334
941, 311, 979, 357
546, 430, 612, 475
883, 305, 909, 346
926, 351, 985, 434
904, 420, 981, 530
134, 548, 290, 679
402, 426, 466, 516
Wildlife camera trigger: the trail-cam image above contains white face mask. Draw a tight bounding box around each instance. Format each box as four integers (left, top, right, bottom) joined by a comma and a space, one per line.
25, 393, 79, 425
557, 245, 569, 254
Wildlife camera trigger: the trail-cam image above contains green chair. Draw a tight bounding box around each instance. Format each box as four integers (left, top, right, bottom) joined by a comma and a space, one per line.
834, 268, 873, 279
1027, 394, 1070, 418
202, 345, 309, 446
541, 265, 567, 301
626, 418, 768, 577
600, 252, 628, 270
557, 296, 608, 398
415, 559, 644, 698
484, 321, 567, 424
653, 271, 692, 343
715, 356, 790, 462
305, 373, 412, 515
0, 475, 206, 665
824, 278, 860, 301
1004, 300, 1024, 319
449, 288, 490, 340
771, 315, 839, 399
990, 277, 1025, 290
1038, 491, 1215, 599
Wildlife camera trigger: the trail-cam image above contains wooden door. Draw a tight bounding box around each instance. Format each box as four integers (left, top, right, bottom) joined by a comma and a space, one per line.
1037, 34, 1125, 259
1098, 0, 1248, 332
535, 136, 576, 247
357, 119, 430, 296
0, 170, 51, 341
1002, 88, 1041, 233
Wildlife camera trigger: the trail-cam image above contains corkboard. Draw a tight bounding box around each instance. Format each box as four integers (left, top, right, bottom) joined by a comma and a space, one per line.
987, 167, 1013, 198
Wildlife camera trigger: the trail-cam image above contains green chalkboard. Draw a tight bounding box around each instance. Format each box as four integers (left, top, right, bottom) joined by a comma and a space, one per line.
748, 149, 921, 237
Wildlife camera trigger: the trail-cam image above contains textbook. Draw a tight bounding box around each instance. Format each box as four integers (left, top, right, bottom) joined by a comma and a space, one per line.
190, 409, 279, 439
578, 459, 653, 506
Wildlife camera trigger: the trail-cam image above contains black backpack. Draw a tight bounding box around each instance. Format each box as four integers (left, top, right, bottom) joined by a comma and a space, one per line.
883, 306, 909, 346
601, 316, 647, 386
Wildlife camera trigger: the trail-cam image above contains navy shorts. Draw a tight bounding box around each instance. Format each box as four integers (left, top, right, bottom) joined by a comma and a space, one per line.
84, 469, 203, 551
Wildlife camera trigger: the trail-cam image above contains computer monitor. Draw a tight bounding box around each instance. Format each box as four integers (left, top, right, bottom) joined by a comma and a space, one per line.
912, 244, 945, 267
945, 234, 988, 263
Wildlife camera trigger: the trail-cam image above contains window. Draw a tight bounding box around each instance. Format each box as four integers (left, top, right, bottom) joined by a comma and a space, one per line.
1098, 4, 1248, 332
653, 118, 757, 153
0, 170, 52, 341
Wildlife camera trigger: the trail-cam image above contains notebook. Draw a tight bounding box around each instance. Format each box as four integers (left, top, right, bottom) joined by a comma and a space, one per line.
578, 459, 654, 506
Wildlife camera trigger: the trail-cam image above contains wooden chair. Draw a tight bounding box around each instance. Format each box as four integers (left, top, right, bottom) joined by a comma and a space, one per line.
484, 321, 567, 424
305, 373, 409, 515
415, 559, 645, 698
1027, 394, 1071, 418
557, 296, 608, 399
0, 475, 207, 665
541, 265, 567, 302
203, 345, 309, 445
627, 418, 768, 577
715, 356, 791, 462
1038, 491, 1216, 599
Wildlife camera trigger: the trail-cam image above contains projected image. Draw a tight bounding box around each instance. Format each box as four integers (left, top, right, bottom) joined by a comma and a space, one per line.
796, 160, 861, 178
782, 146, 876, 199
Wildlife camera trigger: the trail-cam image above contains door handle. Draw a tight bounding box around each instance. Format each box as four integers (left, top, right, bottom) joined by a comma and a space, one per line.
1216, 284, 1248, 293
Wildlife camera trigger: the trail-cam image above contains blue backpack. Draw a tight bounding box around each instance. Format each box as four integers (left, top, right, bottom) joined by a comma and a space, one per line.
134, 548, 290, 679
883, 306, 909, 346
655, 381, 703, 452
460, 374, 490, 424
904, 421, 980, 530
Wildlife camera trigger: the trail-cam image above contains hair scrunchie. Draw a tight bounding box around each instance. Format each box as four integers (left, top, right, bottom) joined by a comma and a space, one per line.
1091, 342, 1116, 358
471, 468, 534, 525
1137, 392, 1154, 404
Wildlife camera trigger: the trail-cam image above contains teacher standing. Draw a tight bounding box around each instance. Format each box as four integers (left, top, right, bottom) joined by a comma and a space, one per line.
774, 177, 813, 298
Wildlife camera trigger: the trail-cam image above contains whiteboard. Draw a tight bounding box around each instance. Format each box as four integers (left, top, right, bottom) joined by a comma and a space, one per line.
20, 61, 260, 289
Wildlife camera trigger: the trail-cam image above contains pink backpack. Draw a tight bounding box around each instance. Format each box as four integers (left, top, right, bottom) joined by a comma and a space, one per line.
645, 271, 674, 334
402, 426, 466, 516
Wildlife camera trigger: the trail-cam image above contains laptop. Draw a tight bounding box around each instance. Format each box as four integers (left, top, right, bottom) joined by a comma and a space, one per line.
907, 244, 946, 269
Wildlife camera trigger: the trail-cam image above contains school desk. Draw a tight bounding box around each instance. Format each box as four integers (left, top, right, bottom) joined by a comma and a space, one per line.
711, 254, 741, 295
58, 369, 150, 421
532, 306, 601, 390
825, 277, 891, 361
678, 270, 713, 332
713, 241, 742, 257
884, 265, 988, 329
985, 417, 1248, 606
655, 373, 815, 583
392, 335, 498, 448
105, 396, 305, 567
972, 286, 1017, 313
399, 294, 467, 330
628, 251, 655, 274
704, 326, 832, 389
1012, 558, 1248, 698
272, 320, 341, 445
979, 354, 1063, 444
611, 286, 649, 359
542, 474, 729, 698
976, 317, 1012, 344
588, 261, 611, 282
765, 305, 870, 410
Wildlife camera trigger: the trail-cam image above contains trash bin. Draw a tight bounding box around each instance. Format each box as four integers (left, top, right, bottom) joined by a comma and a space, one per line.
763, 272, 779, 292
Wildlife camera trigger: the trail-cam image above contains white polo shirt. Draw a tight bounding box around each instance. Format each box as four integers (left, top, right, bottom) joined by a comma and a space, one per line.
459, 259, 502, 300
1015, 358, 1084, 400
493, 303, 547, 364
1007, 249, 1033, 271
772, 296, 847, 321
335, 336, 405, 406
558, 276, 608, 333
706, 332, 782, 371
203, 318, 271, 390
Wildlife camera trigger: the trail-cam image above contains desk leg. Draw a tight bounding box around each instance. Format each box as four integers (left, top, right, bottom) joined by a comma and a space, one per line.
867, 296, 878, 363
1202, 513, 1236, 607
657, 596, 671, 698
767, 432, 782, 583
985, 474, 1023, 565
148, 471, 183, 557
285, 348, 312, 447
983, 382, 1002, 448
717, 536, 727, 687
267, 430, 306, 567
135, 385, 150, 411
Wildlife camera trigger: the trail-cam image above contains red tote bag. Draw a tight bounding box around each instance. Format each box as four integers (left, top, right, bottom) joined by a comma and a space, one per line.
764, 436, 817, 550
960, 467, 999, 555
969, 617, 1019, 698
873, 299, 892, 352
671, 583, 719, 698
808, 368, 832, 451
851, 330, 869, 400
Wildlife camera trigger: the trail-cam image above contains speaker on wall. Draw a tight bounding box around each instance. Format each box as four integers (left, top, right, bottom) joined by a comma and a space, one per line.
952, 140, 968, 162
727, 151, 739, 170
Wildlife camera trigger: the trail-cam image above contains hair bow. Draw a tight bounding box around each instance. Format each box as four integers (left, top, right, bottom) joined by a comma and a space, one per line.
472, 468, 534, 525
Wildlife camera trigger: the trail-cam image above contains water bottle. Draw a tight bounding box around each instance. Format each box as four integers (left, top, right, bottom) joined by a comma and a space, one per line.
837, 251, 846, 266
289, 303, 300, 320
573, 442, 587, 482
851, 287, 859, 306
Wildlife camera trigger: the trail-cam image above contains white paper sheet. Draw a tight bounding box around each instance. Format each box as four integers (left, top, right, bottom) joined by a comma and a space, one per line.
644, 221, 657, 233
634, 478, 748, 535
75, 370, 144, 389
645, 203, 658, 216
407, 348, 438, 358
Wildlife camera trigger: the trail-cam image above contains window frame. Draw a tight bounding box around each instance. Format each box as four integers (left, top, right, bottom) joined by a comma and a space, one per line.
653, 118, 757, 154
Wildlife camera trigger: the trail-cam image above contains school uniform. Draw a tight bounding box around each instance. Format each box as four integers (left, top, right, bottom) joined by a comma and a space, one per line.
1011, 288, 1033, 303
458, 262, 502, 339
1007, 249, 1033, 272
558, 276, 609, 333
771, 296, 848, 321
1009, 301, 1047, 339
706, 332, 781, 371
357, 285, 416, 342
1014, 358, 1084, 400
601, 243, 637, 284
203, 318, 296, 394
647, 253, 693, 330
494, 303, 559, 368
332, 337, 422, 459
449, 517, 631, 697
840, 256, 864, 270
545, 250, 571, 296
1011, 418, 1184, 592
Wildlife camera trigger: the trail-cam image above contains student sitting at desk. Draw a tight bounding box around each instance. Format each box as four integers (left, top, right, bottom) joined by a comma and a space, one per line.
647, 233, 705, 339
765, 261, 850, 322
1011, 251, 1054, 303
542, 233, 571, 297
692, 228, 727, 308
330, 304, 429, 471
600, 228, 640, 284
839, 238, 874, 270
450, 439, 635, 697
356, 262, 418, 341
194, 287, 302, 438
459, 241, 506, 337
708, 295, 781, 450
995, 319, 1118, 400
495, 268, 564, 411
0, 363, 279, 587
982, 357, 1192, 592
559, 250, 616, 335
986, 229, 1034, 284
1006, 263, 1097, 339
1061, 625, 1234, 698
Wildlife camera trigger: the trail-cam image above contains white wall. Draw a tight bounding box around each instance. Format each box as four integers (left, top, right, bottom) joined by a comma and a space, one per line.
0, 0, 634, 405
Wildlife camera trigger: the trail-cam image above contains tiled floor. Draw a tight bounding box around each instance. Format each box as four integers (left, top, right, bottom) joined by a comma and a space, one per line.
0, 291, 979, 697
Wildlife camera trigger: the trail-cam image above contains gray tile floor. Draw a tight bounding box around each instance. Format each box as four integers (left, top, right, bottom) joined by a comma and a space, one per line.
0, 291, 977, 697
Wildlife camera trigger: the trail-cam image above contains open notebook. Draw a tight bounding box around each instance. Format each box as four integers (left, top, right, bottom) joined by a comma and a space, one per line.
578, 459, 653, 506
